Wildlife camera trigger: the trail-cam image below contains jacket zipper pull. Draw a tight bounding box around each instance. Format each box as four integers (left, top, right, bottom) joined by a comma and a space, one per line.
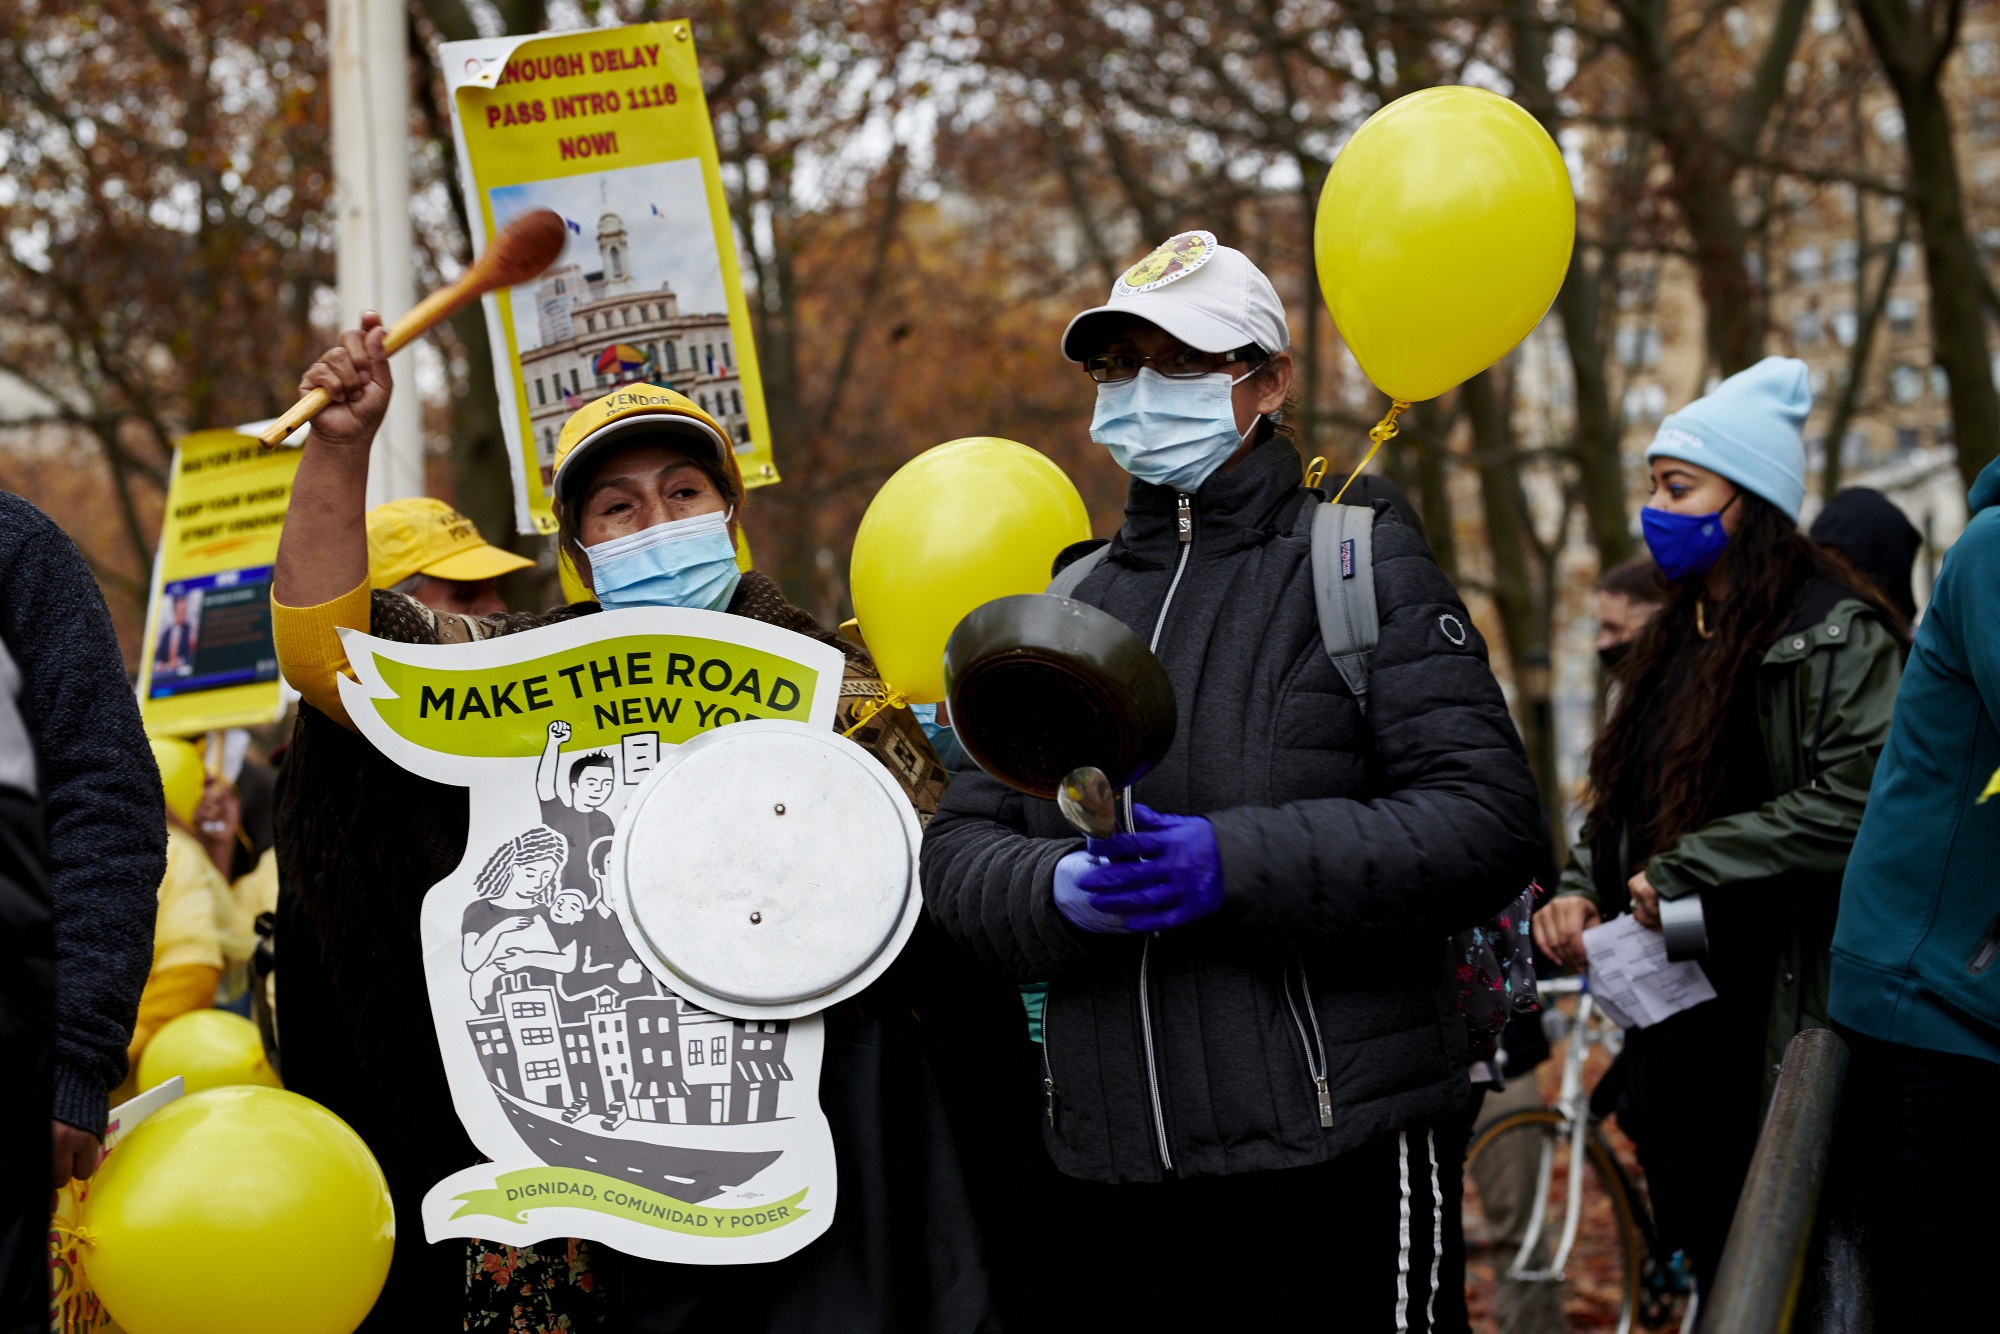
1043, 1077, 1058, 1127
1315, 1076, 1333, 1129
1969, 913, 2000, 974
1177, 494, 1192, 544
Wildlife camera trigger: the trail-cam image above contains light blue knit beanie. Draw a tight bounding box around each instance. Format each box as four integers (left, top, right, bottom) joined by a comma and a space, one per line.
1645, 356, 1810, 522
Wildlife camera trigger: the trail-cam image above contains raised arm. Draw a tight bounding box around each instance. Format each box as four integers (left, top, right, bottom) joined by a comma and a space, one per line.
270, 316, 393, 728
537, 720, 572, 804
273, 315, 392, 608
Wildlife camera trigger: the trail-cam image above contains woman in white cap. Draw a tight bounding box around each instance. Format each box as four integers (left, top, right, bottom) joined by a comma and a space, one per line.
921, 233, 1546, 1330
1535, 357, 1905, 1299
269, 315, 985, 1332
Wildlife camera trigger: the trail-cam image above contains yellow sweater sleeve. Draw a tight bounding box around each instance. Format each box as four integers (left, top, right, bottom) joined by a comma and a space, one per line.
272, 578, 371, 731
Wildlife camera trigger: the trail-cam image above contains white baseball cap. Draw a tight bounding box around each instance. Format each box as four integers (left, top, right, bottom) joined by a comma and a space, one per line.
1061, 231, 1292, 362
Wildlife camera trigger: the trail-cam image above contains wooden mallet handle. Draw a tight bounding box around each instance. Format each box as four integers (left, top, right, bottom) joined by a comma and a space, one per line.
259, 209, 569, 446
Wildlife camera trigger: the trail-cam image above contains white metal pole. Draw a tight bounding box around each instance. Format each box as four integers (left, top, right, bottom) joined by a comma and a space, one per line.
329, 0, 425, 505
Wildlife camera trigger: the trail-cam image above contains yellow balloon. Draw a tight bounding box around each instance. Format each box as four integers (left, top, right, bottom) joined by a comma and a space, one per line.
850, 438, 1092, 704
149, 737, 204, 828
1316, 86, 1575, 403
81, 1086, 393, 1334
138, 1009, 282, 1095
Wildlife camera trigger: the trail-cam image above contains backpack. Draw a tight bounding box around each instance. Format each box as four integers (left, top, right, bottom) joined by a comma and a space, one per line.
1048, 501, 1541, 1063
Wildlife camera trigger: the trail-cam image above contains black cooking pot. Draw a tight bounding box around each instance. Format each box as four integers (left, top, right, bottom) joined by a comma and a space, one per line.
942, 593, 1177, 800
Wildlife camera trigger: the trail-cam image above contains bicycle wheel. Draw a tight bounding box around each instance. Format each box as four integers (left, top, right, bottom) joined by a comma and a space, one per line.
1463, 1108, 1645, 1334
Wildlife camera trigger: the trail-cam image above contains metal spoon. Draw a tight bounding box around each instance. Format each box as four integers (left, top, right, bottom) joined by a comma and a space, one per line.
1057, 766, 1117, 840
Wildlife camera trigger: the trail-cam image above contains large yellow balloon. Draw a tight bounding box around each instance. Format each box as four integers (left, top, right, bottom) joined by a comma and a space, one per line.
138, 1009, 282, 1095
81, 1087, 393, 1334
850, 438, 1092, 704
148, 737, 203, 828
1316, 86, 1575, 403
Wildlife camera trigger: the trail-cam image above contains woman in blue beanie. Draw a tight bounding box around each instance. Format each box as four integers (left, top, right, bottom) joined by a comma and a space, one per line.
1533, 357, 1905, 1297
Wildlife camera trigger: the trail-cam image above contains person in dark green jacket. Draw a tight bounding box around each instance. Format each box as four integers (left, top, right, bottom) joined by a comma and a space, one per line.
1829, 453, 2000, 1329
1534, 358, 1903, 1296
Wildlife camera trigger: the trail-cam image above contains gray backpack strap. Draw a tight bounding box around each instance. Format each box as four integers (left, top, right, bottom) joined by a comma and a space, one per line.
1046, 542, 1112, 598
1309, 502, 1379, 714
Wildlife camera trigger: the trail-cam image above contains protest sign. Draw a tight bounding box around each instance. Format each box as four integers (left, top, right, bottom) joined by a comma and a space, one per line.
440, 21, 777, 538
339, 607, 851, 1263
136, 430, 301, 738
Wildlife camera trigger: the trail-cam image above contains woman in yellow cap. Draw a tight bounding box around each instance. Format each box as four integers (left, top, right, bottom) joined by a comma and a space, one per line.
364, 496, 534, 617
270, 315, 976, 1332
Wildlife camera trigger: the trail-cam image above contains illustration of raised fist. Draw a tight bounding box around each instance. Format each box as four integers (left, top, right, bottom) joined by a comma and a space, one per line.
548, 719, 572, 743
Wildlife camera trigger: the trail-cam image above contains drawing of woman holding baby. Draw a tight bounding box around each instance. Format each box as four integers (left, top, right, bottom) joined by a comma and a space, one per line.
462, 825, 581, 1009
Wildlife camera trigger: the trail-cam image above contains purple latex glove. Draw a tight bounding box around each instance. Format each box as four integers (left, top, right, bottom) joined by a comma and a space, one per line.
1072, 804, 1225, 933
1053, 850, 1129, 934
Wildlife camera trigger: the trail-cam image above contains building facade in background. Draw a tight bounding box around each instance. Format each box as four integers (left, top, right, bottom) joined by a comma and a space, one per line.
519, 210, 751, 480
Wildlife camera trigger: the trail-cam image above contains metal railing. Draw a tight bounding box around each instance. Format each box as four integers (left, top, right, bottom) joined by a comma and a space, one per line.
1704, 1027, 1852, 1334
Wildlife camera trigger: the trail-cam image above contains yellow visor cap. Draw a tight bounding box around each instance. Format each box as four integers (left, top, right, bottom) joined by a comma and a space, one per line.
550, 384, 738, 509
365, 497, 534, 590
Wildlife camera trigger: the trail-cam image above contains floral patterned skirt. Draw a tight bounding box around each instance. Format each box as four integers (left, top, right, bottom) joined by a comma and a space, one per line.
466, 1237, 613, 1331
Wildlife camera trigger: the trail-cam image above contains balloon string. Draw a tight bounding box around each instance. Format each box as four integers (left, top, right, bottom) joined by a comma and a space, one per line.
842, 685, 907, 738
1329, 400, 1412, 505
52, 1223, 98, 1248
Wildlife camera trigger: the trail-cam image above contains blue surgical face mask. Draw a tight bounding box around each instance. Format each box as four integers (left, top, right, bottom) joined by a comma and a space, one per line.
1641, 493, 1738, 583
586, 508, 741, 611
908, 702, 966, 771
1090, 367, 1257, 493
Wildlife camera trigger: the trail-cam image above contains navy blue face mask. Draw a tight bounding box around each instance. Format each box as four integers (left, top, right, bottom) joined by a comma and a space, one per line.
1642, 490, 1740, 583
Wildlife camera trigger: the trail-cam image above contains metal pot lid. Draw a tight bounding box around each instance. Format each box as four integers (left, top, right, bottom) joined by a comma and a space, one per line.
611, 719, 921, 1019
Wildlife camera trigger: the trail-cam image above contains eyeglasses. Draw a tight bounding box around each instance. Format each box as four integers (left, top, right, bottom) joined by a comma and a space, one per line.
1083, 346, 1266, 383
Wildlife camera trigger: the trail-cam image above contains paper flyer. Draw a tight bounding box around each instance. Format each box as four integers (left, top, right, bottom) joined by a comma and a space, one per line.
440, 21, 778, 538
135, 430, 303, 738
1582, 913, 1717, 1030
337, 607, 847, 1263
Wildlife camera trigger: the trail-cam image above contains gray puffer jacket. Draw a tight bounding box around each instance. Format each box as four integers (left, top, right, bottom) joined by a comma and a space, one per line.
920, 440, 1545, 1183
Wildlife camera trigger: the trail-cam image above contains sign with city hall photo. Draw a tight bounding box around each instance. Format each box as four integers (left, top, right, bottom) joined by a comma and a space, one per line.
337, 607, 920, 1264
441, 20, 778, 538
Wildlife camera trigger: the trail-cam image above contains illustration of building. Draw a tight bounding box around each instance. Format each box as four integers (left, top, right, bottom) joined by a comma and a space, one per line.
519, 209, 752, 480
467, 1015, 518, 1095
476, 963, 792, 1128
624, 994, 692, 1123
490, 975, 572, 1109
731, 1019, 792, 1125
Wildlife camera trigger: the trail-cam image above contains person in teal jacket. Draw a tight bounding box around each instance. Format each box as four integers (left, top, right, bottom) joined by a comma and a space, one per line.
1830, 453, 2000, 1329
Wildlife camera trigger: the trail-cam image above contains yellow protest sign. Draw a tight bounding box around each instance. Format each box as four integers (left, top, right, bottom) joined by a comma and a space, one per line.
136, 430, 301, 738
442, 21, 777, 538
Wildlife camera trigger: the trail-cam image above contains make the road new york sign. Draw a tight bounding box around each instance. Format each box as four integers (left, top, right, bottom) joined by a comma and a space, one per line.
337, 606, 846, 1264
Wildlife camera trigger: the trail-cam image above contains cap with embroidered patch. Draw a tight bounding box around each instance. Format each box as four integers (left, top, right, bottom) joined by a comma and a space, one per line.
1061, 231, 1292, 362
551, 384, 741, 509
365, 497, 534, 590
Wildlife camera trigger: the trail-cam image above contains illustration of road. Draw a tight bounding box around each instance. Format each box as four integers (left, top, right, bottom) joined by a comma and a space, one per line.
496, 1088, 781, 1203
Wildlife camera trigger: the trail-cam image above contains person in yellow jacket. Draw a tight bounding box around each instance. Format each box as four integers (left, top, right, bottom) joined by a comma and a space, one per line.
116, 738, 231, 1098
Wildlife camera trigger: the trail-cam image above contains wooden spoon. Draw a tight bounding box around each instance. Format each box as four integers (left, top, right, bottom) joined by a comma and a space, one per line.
258, 208, 568, 446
